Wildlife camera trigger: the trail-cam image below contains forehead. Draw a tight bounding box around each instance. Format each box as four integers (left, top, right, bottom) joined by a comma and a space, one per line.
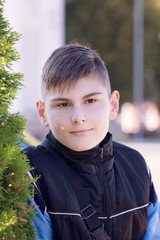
44, 75, 109, 100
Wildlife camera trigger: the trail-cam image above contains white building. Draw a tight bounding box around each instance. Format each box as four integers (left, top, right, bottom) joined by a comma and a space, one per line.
4, 0, 65, 139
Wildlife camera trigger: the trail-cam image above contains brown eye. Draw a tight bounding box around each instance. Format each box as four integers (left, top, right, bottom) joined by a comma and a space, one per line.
86, 99, 96, 104
58, 103, 69, 107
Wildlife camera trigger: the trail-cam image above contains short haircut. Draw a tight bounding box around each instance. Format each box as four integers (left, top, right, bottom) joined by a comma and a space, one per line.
41, 43, 111, 99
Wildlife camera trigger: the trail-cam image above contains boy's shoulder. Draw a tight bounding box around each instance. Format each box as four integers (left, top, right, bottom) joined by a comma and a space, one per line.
23, 143, 60, 170
113, 140, 142, 154
22, 144, 52, 167
112, 140, 146, 164
23, 144, 47, 158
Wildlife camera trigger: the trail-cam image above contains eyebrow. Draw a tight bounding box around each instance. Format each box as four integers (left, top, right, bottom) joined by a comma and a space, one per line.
49, 92, 103, 103
82, 92, 102, 99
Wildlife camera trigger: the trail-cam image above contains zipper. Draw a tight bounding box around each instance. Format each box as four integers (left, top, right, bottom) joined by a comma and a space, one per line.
99, 147, 104, 161
96, 147, 112, 237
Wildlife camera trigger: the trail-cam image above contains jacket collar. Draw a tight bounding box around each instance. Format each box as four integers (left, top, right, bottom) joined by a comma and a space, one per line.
47, 131, 114, 174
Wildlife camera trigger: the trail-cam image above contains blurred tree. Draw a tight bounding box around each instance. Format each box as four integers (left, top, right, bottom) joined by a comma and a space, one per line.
144, 0, 160, 108
66, 0, 160, 107
0, 0, 36, 239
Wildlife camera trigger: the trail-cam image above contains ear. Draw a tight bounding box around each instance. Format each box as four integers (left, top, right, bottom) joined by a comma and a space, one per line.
109, 91, 120, 120
36, 100, 49, 127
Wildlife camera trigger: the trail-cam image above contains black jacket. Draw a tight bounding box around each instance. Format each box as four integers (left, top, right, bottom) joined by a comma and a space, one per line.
25, 132, 155, 240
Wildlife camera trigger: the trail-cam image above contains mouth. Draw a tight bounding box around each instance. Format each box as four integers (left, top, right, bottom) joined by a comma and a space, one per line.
70, 129, 93, 136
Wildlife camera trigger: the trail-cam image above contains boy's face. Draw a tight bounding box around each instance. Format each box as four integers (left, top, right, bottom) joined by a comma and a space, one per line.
37, 75, 119, 151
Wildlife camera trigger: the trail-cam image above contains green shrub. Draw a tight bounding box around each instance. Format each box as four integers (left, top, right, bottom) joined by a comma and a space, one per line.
0, 0, 36, 239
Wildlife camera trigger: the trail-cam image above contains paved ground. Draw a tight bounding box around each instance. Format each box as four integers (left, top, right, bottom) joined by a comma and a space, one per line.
122, 141, 160, 199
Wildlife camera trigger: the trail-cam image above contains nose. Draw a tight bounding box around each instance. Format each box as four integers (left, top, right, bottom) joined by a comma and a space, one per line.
71, 107, 87, 124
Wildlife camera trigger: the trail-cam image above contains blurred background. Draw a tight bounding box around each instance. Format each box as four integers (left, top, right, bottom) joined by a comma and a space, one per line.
4, 0, 160, 196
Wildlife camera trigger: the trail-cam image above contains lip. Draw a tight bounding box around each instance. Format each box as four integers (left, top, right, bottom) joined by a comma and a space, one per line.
70, 129, 92, 136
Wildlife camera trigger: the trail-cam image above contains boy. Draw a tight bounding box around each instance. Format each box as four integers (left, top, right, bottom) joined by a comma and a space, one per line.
25, 43, 160, 239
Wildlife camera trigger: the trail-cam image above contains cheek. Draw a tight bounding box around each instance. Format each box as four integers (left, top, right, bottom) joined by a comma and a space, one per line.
93, 107, 110, 132
46, 109, 68, 132
50, 116, 68, 133
92, 104, 110, 121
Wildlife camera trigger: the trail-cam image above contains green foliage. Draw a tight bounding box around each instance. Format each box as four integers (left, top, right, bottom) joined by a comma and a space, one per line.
0, 0, 23, 106
0, 146, 36, 239
66, 0, 160, 107
0, 0, 36, 239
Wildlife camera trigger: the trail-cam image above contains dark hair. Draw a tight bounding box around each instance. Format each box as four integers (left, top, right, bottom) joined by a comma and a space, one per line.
41, 43, 111, 96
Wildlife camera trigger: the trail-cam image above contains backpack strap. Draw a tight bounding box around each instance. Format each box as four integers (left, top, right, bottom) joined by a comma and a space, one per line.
81, 204, 111, 240
41, 138, 111, 240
